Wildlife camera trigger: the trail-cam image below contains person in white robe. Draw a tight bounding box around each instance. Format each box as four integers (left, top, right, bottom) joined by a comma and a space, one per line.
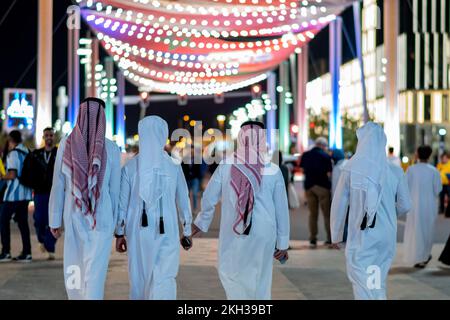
331, 149, 348, 196
331, 122, 412, 300
403, 145, 442, 267
49, 97, 121, 300
192, 121, 290, 300
115, 116, 192, 300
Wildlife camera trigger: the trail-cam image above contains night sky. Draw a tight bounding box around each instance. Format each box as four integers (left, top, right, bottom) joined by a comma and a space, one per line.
0, 0, 356, 137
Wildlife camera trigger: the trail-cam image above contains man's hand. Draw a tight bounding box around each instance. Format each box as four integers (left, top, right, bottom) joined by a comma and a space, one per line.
116, 237, 127, 253
191, 224, 202, 237
180, 236, 193, 251
50, 228, 62, 239
274, 249, 288, 262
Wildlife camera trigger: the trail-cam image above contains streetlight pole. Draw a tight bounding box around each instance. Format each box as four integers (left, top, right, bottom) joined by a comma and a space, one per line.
36, 0, 53, 145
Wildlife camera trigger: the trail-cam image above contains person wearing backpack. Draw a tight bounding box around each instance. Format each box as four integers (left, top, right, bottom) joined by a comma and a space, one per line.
0, 130, 33, 262
30, 128, 58, 260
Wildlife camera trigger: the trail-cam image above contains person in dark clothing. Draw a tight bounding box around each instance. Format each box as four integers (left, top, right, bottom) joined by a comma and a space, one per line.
273, 151, 290, 192
300, 137, 333, 248
439, 234, 450, 266
182, 148, 203, 212
32, 128, 58, 260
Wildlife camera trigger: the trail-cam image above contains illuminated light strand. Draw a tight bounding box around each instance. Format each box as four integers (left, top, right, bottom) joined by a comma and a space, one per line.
84, 3, 330, 39
94, 17, 322, 54
100, 33, 244, 71
115, 54, 240, 83
125, 71, 268, 96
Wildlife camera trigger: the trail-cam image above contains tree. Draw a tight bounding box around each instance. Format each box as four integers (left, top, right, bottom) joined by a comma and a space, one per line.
307, 108, 362, 154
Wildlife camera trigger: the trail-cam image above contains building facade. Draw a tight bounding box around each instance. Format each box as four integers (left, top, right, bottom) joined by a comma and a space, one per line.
306, 0, 450, 161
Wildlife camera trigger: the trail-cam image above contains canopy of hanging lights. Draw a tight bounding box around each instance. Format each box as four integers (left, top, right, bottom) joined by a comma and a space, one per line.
76, 0, 351, 95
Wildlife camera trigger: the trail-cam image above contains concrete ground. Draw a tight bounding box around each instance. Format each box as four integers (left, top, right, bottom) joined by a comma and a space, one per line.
0, 181, 450, 300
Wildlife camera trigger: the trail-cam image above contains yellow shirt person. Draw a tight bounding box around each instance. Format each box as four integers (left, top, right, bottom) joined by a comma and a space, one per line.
0, 158, 5, 176
437, 160, 450, 185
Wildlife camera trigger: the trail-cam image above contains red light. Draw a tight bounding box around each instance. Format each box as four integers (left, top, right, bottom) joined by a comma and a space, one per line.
252, 85, 261, 93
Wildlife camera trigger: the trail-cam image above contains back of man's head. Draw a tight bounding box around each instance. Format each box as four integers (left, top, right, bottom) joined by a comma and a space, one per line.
8, 130, 22, 145
315, 137, 328, 149
388, 147, 394, 154
417, 145, 432, 161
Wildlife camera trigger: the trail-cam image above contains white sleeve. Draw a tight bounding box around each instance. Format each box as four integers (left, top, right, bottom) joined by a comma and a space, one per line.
49, 140, 66, 229
330, 170, 350, 243
396, 171, 412, 216
194, 164, 223, 232
176, 165, 193, 237
433, 169, 443, 197
116, 165, 130, 236
109, 145, 121, 234
6, 150, 19, 171
273, 170, 290, 250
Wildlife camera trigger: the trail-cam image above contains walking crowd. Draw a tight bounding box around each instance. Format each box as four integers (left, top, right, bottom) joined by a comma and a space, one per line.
0, 97, 449, 300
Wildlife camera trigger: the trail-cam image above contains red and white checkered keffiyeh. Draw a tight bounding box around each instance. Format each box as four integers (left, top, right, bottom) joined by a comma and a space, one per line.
62, 98, 107, 228
230, 124, 267, 235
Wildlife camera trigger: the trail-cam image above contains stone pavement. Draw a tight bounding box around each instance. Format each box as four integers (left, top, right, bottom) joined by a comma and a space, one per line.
1, 225, 450, 300
0, 181, 450, 300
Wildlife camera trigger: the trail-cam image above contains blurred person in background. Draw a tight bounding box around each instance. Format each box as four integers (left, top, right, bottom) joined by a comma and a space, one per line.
0, 130, 33, 262
437, 152, 450, 216
387, 147, 401, 167
404, 146, 441, 268
300, 137, 333, 248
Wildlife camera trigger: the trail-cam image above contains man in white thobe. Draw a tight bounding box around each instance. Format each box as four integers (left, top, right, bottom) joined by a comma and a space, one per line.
115, 116, 192, 300
404, 145, 442, 267
331, 122, 411, 300
193, 121, 290, 300
49, 98, 121, 299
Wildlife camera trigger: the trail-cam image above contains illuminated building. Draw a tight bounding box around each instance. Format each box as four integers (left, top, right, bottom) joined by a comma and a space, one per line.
306, 0, 450, 158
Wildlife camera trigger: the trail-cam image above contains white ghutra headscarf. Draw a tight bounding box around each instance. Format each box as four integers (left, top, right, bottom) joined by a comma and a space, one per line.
138, 116, 170, 210
342, 122, 389, 229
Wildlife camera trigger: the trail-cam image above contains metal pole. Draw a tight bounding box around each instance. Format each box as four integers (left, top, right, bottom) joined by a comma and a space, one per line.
266, 72, 277, 151
279, 61, 290, 153
296, 46, 309, 152
36, 0, 53, 146
116, 70, 125, 151
68, 18, 73, 126
384, 0, 400, 155
329, 17, 343, 150
104, 57, 114, 139
90, 38, 99, 97
353, 1, 369, 123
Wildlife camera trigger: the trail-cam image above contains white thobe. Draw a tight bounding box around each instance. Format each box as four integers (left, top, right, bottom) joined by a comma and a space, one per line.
331, 163, 411, 300
403, 163, 442, 265
116, 156, 192, 300
49, 137, 121, 300
194, 161, 290, 300
331, 159, 348, 196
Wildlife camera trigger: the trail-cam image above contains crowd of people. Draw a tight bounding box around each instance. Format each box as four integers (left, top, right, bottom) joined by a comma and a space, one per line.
0, 97, 449, 300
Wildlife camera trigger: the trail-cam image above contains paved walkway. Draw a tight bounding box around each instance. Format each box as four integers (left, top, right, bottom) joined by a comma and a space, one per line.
1, 223, 449, 300
0, 180, 449, 300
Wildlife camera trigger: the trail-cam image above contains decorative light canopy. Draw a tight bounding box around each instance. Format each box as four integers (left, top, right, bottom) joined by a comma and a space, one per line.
76, 0, 350, 95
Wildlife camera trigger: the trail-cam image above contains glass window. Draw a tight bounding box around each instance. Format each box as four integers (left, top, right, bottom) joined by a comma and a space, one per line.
424, 94, 431, 121
443, 94, 449, 122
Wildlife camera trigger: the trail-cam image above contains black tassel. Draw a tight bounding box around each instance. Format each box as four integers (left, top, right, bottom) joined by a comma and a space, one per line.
360, 213, 367, 230
159, 216, 165, 234
141, 208, 148, 227
369, 213, 377, 228
243, 197, 251, 235
243, 221, 252, 235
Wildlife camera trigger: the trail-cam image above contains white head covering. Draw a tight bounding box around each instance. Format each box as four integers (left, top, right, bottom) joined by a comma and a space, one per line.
343, 122, 388, 226
138, 116, 169, 209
